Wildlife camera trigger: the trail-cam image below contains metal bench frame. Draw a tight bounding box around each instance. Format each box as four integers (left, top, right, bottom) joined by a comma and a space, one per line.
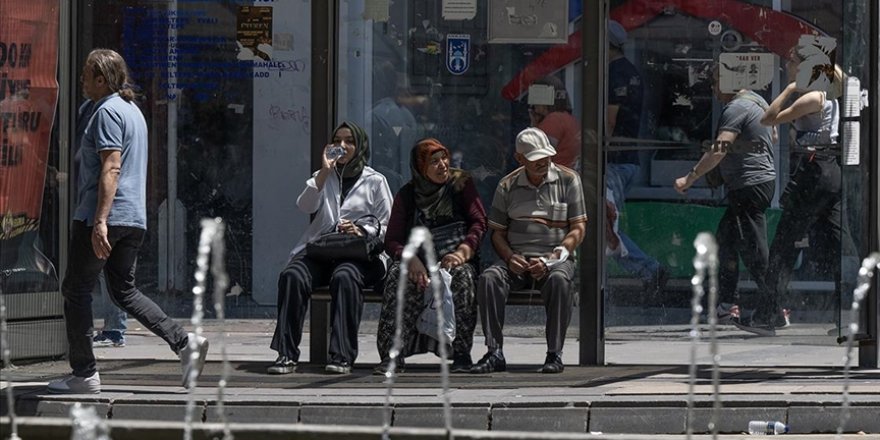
309, 287, 544, 365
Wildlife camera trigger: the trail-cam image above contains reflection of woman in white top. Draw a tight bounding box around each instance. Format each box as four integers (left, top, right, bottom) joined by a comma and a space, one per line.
268, 121, 393, 375
753, 49, 846, 334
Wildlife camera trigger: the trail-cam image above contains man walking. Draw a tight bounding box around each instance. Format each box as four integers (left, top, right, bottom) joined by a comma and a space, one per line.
674, 66, 777, 335
49, 49, 208, 394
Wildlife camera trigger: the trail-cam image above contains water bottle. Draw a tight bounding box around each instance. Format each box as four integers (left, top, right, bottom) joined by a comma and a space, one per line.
326, 144, 346, 160
748, 420, 789, 435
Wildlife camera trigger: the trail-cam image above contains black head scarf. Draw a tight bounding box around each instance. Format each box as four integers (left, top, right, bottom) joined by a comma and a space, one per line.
334, 121, 370, 179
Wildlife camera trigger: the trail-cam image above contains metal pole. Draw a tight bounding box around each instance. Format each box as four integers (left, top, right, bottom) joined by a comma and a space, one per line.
859, 0, 880, 368
58, 0, 74, 283
166, 0, 180, 292
311, 0, 336, 171
579, 0, 606, 366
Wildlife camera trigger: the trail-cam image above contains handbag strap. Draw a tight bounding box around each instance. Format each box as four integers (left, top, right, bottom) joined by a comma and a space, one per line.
352, 214, 382, 236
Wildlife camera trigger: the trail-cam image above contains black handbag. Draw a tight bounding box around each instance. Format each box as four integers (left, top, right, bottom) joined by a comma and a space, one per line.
429, 220, 467, 257
306, 215, 383, 262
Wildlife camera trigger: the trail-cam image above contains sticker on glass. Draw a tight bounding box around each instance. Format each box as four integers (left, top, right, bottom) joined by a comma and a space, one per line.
446, 34, 470, 75
718, 53, 774, 93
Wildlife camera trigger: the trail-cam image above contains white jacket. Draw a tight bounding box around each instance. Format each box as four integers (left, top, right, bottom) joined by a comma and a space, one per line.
290, 165, 392, 268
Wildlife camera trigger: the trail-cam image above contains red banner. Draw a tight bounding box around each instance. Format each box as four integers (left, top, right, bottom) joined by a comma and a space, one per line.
502, 0, 827, 100
0, 0, 59, 240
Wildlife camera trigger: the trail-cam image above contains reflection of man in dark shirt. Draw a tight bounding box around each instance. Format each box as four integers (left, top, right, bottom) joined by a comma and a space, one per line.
607, 49, 643, 164
605, 20, 665, 297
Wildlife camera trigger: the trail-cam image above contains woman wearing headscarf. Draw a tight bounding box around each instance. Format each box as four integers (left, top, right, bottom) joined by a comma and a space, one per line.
268, 121, 392, 374
375, 138, 488, 374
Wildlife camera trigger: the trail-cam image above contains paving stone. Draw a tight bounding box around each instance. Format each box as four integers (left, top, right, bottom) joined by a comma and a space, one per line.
689, 407, 786, 433
111, 403, 196, 422
491, 407, 587, 432
590, 396, 688, 406
589, 407, 685, 434
393, 406, 488, 430
13, 400, 109, 419
300, 405, 385, 426
788, 405, 880, 434
204, 404, 299, 424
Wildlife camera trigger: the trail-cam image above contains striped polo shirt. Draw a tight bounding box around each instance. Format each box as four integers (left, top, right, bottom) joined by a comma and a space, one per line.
488, 163, 587, 257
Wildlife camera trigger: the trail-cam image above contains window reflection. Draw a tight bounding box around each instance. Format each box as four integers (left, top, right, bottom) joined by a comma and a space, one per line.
602, 1, 868, 356
64, 0, 874, 365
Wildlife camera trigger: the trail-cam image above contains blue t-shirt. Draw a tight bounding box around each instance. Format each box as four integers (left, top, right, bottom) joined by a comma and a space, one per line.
74, 93, 148, 229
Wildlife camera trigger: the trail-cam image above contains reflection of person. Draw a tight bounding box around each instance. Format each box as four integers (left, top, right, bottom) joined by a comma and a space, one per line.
674, 67, 777, 329
268, 121, 392, 375
49, 49, 209, 394
92, 273, 127, 347
606, 21, 667, 297
375, 139, 487, 374
471, 128, 586, 374
527, 76, 580, 169
752, 50, 846, 335
370, 60, 420, 193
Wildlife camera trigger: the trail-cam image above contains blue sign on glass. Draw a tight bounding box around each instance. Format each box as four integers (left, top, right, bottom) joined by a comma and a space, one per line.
446, 34, 470, 75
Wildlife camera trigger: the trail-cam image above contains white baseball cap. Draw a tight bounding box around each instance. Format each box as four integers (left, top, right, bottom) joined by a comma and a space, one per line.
516, 128, 557, 161
609, 20, 627, 48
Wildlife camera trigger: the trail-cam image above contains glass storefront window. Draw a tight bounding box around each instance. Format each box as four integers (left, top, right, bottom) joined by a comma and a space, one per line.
604, 0, 872, 365
339, 0, 874, 366
47, 0, 875, 366
76, 1, 312, 311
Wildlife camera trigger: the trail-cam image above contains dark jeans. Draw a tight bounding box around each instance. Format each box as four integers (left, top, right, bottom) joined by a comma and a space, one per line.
62, 221, 188, 377
717, 180, 775, 306
760, 157, 845, 321
476, 259, 575, 353
270, 252, 385, 365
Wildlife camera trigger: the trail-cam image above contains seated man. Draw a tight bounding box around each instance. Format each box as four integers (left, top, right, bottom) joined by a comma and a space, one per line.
471, 128, 587, 374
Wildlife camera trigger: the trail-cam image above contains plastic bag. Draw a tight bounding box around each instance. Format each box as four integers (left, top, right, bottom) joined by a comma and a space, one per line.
417, 268, 456, 344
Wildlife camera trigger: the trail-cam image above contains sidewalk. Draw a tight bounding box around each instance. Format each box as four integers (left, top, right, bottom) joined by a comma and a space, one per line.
2, 319, 879, 436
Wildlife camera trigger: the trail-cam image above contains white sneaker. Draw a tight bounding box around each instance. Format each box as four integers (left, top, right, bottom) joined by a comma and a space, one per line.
47, 372, 101, 394
179, 332, 209, 388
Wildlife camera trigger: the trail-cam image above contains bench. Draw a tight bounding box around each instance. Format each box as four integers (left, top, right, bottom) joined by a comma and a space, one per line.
309, 287, 544, 365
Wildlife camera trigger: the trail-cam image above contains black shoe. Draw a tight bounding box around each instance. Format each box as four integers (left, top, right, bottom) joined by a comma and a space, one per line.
540, 352, 564, 374
93, 332, 126, 348
450, 353, 473, 373
325, 361, 352, 374
715, 303, 741, 325
731, 313, 776, 337
266, 355, 297, 374
469, 349, 506, 374
373, 358, 405, 375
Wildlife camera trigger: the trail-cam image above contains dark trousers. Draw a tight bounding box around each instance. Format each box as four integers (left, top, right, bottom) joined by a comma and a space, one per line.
476, 259, 575, 353
760, 158, 844, 320
270, 252, 384, 364
62, 221, 188, 377
717, 180, 775, 306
